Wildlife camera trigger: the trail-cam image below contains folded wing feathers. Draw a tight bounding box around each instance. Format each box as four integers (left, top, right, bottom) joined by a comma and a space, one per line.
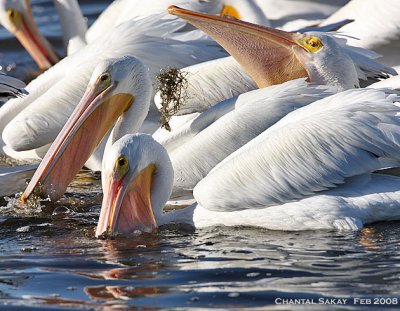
330, 33, 397, 80
170, 79, 335, 190
194, 88, 400, 212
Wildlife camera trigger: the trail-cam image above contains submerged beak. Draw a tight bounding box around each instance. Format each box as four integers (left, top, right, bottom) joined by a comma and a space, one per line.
96, 164, 158, 237
168, 6, 310, 88
14, 10, 59, 70
21, 82, 133, 203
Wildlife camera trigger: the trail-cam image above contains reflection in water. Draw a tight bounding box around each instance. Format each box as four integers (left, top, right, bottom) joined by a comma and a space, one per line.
357, 227, 383, 250
82, 236, 169, 303
85, 285, 166, 301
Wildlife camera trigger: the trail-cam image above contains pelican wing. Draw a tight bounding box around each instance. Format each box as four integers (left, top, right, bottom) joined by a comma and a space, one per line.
294, 19, 353, 33
155, 56, 256, 116
86, 0, 221, 43
369, 75, 400, 91
194, 88, 400, 212
154, 92, 238, 152
170, 79, 335, 190
0, 59, 69, 153
0, 74, 26, 107
256, 0, 342, 26
194, 174, 400, 230
3, 67, 91, 151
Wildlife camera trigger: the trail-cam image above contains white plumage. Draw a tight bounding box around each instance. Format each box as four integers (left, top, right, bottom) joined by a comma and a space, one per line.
154, 57, 256, 116
155, 79, 336, 191
53, 0, 87, 54
194, 88, 400, 211
192, 174, 400, 230
86, 0, 270, 45
256, 0, 347, 28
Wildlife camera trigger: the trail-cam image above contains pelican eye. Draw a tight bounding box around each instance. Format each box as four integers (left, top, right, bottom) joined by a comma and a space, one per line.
7, 9, 14, 18
97, 72, 111, 90
100, 72, 110, 82
6, 8, 22, 27
299, 36, 323, 53
115, 155, 129, 178
118, 157, 127, 167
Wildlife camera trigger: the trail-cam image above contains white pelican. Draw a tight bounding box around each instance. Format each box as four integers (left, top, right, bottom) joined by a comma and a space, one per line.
0, 13, 226, 161
21, 79, 329, 202
96, 88, 400, 236
156, 6, 395, 118
0, 72, 26, 101
168, 6, 396, 90
0, 0, 59, 69
21, 55, 152, 203
2, 6, 383, 163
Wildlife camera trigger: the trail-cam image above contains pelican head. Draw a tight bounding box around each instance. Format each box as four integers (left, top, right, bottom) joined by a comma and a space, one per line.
96, 134, 173, 237
168, 6, 379, 90
22, 56, 152, 203
292, 32, 360, 90
0, 0, 59, 69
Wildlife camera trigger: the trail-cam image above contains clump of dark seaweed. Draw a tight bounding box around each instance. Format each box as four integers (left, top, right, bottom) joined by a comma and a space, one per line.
156, 67, 188, 131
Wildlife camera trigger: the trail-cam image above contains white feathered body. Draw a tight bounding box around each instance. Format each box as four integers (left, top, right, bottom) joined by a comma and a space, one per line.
194, 88, 400, 212
156, 79, 336, 191
192, 174, 400, 230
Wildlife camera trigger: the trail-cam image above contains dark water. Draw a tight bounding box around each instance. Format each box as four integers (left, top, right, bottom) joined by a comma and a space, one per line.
1, 1, 400, 310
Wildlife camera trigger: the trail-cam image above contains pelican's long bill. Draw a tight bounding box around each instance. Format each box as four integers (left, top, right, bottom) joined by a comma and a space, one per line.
10, 7, 59, 69
22, 79, 133, 203
96, 164, 158, 237
168, 5, 315, 88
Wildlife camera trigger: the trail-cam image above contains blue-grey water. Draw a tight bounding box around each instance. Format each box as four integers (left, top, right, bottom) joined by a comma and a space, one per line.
0, 1, 400, 310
